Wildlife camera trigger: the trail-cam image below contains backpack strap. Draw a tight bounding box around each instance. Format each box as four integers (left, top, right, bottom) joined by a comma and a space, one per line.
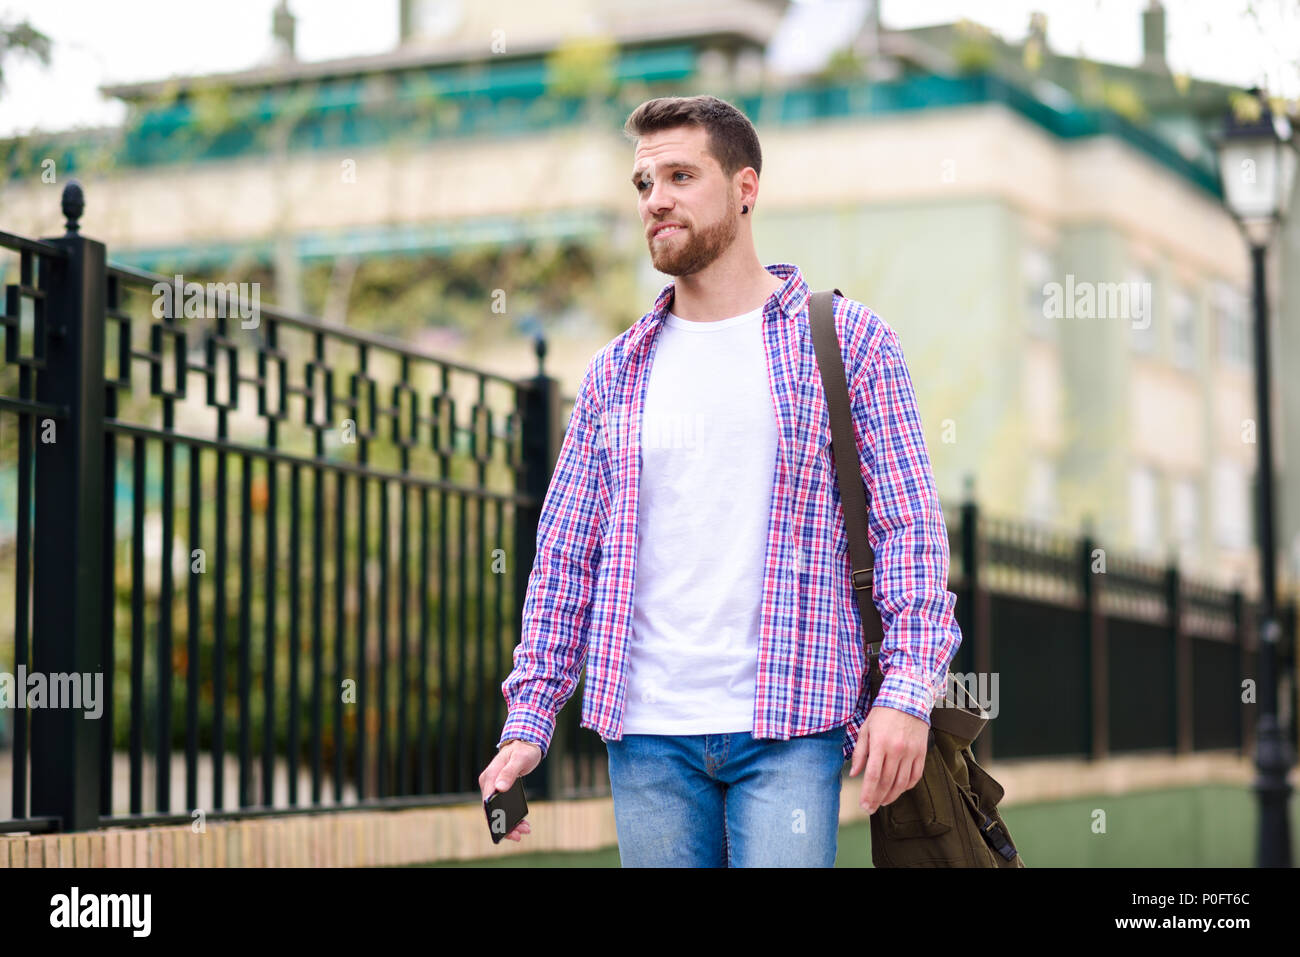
808, 289, 883, 693
809, 288, 990, 740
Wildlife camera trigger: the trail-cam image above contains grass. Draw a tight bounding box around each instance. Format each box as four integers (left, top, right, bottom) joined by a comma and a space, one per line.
407, 784, 1300, 867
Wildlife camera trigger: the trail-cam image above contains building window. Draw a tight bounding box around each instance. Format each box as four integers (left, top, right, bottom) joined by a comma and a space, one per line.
1023, 246, 1056, 337
1214, 281, 1251, 368
1171, 477, 1200, 565
1211, 461, 1250, 549
1129, 268, 1157, 356
1026, 457, 1057, 524
1130, 465, 1160, 553
1170, 285, 1197, 370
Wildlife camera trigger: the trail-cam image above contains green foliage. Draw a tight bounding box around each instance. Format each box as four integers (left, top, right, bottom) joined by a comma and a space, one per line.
817, 47, 867, 85
1229, 88, 1264, 123
1102, 81, 1147, 124
952, 19, 996, 74
545, 35, 617, 100
298, 238, 627, 344
1071, 58, 1149, 126
1022, 36, 1044, 74
0, 16, 52, 94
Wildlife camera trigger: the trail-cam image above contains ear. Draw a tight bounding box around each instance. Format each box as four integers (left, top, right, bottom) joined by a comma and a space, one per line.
737, 166, 759, 216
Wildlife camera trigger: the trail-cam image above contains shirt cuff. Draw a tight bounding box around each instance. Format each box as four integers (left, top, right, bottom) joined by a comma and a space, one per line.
869, 667, 942, 726
498, 704, 555, 760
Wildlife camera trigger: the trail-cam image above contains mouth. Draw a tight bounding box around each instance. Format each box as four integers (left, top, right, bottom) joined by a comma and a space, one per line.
651, 224, 685, 240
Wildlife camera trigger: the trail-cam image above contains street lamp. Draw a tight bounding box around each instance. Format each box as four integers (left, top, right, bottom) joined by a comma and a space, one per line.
1214, 86, 1298, 869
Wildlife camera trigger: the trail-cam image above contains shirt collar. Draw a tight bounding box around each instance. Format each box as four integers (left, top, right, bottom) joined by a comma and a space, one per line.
624, 262, 810, 358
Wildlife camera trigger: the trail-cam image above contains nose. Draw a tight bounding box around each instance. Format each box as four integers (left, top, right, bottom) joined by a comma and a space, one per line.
643, 177, 673, 217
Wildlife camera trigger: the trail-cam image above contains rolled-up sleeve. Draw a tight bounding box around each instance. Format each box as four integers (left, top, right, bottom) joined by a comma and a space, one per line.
497, 359, 605, 758
852, 323, 962, 725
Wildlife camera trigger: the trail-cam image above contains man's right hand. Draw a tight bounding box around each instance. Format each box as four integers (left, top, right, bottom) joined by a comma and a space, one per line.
479, 740, 543, 842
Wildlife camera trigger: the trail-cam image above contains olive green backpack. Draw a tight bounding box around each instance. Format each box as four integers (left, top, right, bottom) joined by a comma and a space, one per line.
809, 288, 1025, 868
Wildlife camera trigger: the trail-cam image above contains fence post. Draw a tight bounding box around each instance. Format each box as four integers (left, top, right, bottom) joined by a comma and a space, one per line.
1168, 562, 1191, 754
1081, 526, 1108, 761
958, 483, 977, 678
30, 181, 107, 832
512, 335, 565, 799
1233, 589, 1248, 757
1288, 600, 1298, 766
960, 485, 992, 766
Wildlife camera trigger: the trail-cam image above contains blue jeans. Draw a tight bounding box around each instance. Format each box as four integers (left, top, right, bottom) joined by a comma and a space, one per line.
602, 724, 847, 867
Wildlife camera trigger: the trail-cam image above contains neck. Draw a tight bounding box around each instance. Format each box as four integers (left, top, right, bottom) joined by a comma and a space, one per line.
667, 242, 786, 321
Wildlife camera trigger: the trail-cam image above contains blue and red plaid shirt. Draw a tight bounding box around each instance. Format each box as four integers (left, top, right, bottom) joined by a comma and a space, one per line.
497, 262, 962, 762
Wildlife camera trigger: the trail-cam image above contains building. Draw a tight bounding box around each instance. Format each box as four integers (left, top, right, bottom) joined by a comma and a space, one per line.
0, 0, 1293, 596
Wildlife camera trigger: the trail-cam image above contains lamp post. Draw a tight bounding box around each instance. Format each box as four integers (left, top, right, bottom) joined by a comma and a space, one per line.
1214, 86, 1298, 868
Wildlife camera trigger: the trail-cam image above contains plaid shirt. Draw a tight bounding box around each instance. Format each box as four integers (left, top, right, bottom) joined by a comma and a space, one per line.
497, 262, 962, 762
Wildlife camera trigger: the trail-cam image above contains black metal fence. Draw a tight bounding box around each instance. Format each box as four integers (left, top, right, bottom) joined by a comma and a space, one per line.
956, 509, 1295, 763
544, 494, 1296, 783
0, 184, 570, 834
1, 183, 1294, 836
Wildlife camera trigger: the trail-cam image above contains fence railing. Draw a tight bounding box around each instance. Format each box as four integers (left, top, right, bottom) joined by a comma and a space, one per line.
1, 183, 1294, 835
1, 183, 572, 833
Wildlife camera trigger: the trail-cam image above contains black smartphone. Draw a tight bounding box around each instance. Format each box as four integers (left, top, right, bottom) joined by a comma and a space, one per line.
484, 777, 528, 844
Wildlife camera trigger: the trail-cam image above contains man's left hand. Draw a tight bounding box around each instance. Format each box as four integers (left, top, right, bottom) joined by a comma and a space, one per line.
849, 705, 929, 814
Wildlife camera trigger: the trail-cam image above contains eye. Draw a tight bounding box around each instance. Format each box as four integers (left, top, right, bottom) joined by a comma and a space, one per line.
634, 171, 689, 192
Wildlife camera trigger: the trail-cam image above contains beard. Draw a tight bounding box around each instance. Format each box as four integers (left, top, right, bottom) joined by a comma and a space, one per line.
647, 194, 739, 276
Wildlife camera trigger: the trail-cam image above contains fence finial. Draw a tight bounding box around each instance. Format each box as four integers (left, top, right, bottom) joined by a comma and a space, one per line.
61, 180, 85, 235
534, 334, 547, 376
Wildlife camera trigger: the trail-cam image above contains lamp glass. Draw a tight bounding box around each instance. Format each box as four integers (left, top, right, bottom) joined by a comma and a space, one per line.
1220, 139, 1283, 221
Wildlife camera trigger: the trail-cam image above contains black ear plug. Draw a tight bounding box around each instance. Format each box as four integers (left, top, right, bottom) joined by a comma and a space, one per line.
742, 204, 749, 214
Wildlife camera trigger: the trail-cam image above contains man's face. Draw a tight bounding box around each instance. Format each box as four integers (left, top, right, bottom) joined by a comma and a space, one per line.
631, 125, 740, 276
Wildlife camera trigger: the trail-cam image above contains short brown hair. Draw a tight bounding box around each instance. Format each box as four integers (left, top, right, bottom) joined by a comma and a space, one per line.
623, 94, 762, 179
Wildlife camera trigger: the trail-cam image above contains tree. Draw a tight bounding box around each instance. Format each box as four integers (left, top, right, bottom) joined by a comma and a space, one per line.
0, 16, 51, 95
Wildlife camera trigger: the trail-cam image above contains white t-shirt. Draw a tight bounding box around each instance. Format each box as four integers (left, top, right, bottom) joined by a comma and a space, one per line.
621, 304, 779, 734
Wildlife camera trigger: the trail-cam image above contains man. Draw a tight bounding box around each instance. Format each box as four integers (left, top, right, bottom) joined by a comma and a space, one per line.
479, 94, 961, 866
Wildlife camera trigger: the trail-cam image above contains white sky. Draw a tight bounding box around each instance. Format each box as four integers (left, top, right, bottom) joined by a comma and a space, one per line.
0, 0, 1296, 138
